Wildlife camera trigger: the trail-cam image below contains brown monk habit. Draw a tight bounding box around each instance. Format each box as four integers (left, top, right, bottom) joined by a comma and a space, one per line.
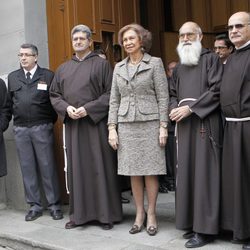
50, 52, 122, 225
220, 43, 250, 240
169, 48, 223, 235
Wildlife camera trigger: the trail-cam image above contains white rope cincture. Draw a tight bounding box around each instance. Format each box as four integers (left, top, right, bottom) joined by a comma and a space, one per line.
225, 117, 250, 122
63, 124, 70, 194
175, 98, 197, 137
174, 98, 197, 187
178, 98, 197, 106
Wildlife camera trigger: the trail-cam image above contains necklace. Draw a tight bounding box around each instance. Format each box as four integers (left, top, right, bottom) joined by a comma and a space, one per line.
130, 55, 143, 65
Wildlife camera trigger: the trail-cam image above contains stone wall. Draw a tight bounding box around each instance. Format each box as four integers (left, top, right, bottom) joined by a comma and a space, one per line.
0, 0, 49, 210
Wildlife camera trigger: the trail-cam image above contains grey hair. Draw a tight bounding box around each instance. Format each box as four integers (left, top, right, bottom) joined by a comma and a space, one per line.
195, 26, 202, 35
197, 27, 202, 34
71, 24, 92, 39
20, 43, 38, 55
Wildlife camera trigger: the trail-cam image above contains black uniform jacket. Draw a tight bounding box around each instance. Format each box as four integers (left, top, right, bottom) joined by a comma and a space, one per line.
8, 65, 57, 127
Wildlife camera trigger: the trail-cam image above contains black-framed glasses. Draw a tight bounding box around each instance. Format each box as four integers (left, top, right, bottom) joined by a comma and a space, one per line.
18, 53, 36, 58
226, 23, 250, 31
213, 46, 228, 51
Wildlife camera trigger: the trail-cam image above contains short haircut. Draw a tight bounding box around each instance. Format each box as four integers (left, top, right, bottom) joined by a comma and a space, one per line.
20, 43, 38, 55
118, 23, 152, 52
215, 33, 234, 49
71, 24, 92, 39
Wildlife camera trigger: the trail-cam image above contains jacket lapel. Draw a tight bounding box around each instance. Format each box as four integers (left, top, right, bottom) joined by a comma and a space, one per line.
17, 69, 27, 84
17, 65, 42, 84
116, 53, 152, 91
31, 65, 42, 83
117, 59, 130, 82
137, 53, 152, 74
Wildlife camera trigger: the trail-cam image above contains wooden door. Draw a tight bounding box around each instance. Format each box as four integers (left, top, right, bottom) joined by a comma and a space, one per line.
46, 0, 140, 203
46, 0, 75, 203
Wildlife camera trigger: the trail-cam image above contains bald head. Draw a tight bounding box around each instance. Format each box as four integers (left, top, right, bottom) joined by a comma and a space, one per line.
228, 12, 250, 48
179, 22, 202, 35
229, 11, 250, 24
179, 22, 203, 43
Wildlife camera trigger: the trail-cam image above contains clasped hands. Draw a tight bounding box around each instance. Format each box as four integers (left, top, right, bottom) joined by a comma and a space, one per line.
67, 105, 87, 120
169, 105, 192, 122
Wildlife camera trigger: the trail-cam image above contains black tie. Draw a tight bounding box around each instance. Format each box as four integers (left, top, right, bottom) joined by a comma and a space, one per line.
26, 72, 31, 82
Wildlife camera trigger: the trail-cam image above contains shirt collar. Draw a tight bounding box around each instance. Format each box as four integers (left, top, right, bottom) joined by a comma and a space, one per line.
235, 40, 250, 50
24, 64, 38, 78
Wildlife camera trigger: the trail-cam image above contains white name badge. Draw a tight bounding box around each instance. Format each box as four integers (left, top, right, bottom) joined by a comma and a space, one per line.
37, 83, 47, 91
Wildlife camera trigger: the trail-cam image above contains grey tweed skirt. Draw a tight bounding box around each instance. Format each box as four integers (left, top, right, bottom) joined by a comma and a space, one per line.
117, 120, 166, 176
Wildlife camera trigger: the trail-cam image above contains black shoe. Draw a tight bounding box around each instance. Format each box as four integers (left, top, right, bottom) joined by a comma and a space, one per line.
101, 223, 113, 230
50, 210, 63, 220
65, 221, 78, 229
185, 233, 214, 248
243, 243, 250, 249
231, 237, 250, 244
159, 184, 168, 193
183, 231, 195, 239
121, 196, 130, 203
25, 210, 42, 221
167, 182, 176, 191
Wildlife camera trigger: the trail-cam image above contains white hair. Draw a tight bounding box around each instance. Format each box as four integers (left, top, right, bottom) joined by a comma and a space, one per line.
177, 38, 202, 66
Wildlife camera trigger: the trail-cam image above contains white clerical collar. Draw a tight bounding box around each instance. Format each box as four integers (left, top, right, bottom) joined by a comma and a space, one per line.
24, 64, 38, 79
235, 40, 250, 50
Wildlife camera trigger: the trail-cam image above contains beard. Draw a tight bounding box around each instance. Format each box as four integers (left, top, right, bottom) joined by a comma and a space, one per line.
177, 39, 202, 66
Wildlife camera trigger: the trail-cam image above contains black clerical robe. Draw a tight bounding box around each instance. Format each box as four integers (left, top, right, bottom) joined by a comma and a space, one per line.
170, 48, 223, 234
50, 53, 122, 225
220, 44, 250, 240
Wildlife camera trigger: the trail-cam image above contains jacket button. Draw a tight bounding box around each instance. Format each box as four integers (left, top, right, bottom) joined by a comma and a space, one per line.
131, 102, 135, 106
130, 93, 134, 97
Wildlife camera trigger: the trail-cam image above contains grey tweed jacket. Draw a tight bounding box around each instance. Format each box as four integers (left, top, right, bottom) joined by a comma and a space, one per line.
108, 53, 169, 124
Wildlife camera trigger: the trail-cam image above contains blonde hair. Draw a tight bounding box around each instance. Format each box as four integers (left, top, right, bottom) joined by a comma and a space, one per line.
118, 23, 152, 52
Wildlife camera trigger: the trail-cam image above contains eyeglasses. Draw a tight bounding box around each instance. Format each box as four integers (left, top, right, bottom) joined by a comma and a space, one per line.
226, 23, 250, 31
72, 37, 88, 42
179, 32, 198, 40
213, 46, 228, 51
18, 53, 36, 58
